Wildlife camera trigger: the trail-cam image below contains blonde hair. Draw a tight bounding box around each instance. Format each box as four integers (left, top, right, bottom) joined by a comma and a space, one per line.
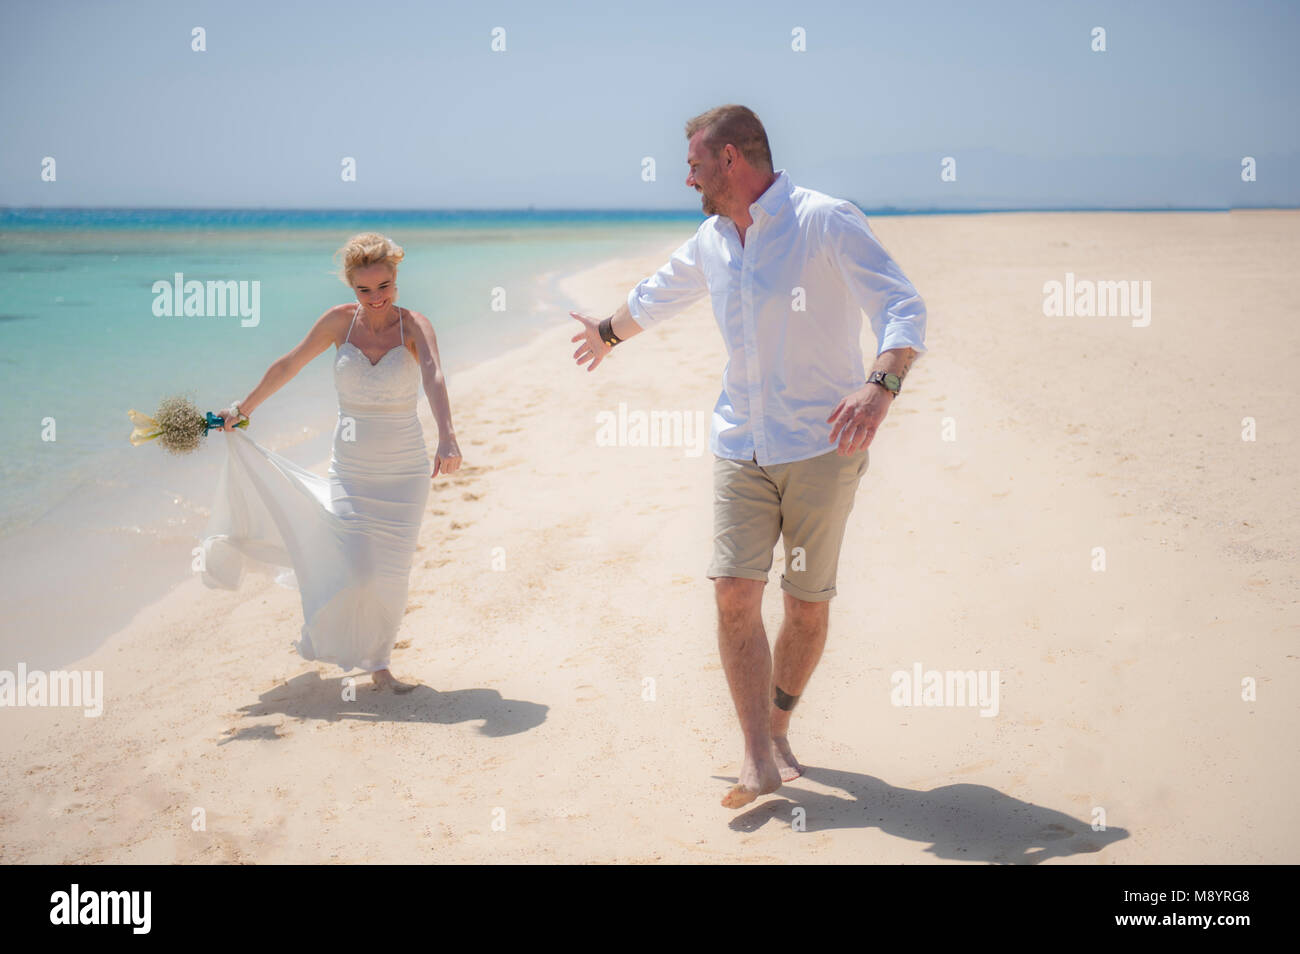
335, 232, 405, 286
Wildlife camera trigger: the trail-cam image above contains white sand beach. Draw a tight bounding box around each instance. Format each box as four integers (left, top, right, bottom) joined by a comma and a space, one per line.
1, 210, 1296, 864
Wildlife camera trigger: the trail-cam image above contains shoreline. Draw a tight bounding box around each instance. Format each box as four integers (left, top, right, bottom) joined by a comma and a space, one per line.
0, 234, 686, 673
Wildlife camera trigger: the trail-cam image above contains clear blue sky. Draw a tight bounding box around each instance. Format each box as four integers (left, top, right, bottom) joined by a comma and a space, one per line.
2, 0, 1297, 209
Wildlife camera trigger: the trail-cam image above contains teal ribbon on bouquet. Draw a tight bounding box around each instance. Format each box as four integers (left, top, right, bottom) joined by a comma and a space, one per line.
127, 395, 248, 455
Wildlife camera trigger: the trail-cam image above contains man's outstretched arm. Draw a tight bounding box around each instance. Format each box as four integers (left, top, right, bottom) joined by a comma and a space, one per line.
570, 230, 708, 372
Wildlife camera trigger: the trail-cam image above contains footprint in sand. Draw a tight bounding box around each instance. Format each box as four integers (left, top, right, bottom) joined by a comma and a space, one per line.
954, 759, 995, 775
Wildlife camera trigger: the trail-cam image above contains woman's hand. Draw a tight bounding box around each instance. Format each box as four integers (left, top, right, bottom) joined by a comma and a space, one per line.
218, 406, 247, 433
433, 435, 462, 478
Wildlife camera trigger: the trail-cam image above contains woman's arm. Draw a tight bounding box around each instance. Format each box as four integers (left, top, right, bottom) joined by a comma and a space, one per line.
218, 306, 345, 431
407, 309, 462, 476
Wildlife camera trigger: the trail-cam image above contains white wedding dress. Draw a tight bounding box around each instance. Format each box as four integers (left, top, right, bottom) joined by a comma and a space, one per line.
199, 304, 430, 672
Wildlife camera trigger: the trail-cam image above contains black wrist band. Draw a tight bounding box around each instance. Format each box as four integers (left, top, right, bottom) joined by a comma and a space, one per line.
598, 316, 622, 347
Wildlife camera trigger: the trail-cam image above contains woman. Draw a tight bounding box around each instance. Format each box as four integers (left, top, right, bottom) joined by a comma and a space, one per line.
201, 233, 461, 692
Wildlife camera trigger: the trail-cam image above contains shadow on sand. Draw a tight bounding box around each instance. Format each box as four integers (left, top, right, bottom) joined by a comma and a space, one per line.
219, 671, 548, 743
719, 765, 1130, 864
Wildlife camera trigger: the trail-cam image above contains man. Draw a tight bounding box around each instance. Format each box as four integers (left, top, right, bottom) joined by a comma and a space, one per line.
570, 104, 927, 809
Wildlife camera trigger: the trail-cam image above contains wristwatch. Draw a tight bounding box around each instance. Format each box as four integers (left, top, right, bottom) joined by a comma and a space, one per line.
867, 371, 901, 397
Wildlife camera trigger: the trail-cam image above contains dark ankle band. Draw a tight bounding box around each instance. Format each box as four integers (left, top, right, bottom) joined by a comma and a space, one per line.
774, 686, 799, 711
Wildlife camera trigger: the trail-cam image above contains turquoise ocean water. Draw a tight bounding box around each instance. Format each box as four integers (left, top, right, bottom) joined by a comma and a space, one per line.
0, 209, 695, 667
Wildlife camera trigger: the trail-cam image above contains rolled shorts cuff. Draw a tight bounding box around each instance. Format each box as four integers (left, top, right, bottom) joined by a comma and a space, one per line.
706, 565, 770, 585
779, 574, 836, 603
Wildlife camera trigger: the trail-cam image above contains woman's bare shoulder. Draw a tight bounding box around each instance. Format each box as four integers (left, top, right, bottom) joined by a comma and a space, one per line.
301, 304, 357, 347
402, 308, 437, 336
322, 302, 358, 327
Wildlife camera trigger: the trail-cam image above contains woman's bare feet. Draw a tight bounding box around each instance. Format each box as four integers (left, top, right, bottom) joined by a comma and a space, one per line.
371, 668, 417, 693
772, 735, 803, 782
722, 751, 783, 809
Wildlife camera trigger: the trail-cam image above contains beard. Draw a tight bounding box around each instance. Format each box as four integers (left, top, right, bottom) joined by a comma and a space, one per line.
699, 185, 724, 217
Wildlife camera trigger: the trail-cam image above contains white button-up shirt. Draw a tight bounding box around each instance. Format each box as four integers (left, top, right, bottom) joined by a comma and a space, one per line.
627, 169, 928, 466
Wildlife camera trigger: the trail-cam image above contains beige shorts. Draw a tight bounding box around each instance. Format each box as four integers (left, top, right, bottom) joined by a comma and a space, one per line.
707, 448, 869, 602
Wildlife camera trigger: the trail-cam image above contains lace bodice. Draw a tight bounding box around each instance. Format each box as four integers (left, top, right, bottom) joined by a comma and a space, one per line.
334, 305, 420, 410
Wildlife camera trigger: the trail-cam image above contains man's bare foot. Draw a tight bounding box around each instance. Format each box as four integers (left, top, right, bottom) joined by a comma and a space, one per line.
721, 756, 782, 809
772, 735, 803, 782
371, 669, 418, 693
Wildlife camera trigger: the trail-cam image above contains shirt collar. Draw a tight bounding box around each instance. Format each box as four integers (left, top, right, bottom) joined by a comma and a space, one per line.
751, 169, 792, 218
711, 170, 792, 236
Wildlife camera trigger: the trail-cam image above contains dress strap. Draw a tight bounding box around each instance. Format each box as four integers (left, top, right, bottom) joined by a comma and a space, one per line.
398, 307, 404, 345
344, 303, 359, 345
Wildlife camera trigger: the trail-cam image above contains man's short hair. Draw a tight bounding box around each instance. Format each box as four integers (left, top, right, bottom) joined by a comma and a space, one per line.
685, 105, 774, 173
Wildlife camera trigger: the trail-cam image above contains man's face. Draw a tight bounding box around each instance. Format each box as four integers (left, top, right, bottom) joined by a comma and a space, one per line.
686, 130, 728, 217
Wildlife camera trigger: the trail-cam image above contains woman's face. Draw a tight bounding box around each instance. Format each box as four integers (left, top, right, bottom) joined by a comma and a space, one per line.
351, 264, 397, 313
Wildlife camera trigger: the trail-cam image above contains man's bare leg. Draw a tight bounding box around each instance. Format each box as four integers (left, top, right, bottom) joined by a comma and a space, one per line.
715, 577, 783, 809
770, 592, 829, 781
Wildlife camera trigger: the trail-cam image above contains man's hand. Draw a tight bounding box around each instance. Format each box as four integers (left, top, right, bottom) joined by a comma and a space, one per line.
827, 383, 893, 455
570, 311, 613, 372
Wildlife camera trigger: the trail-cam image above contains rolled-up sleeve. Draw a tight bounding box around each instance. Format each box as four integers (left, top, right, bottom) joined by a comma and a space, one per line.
825, 202, 928, 357
627, 228, 709, 329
